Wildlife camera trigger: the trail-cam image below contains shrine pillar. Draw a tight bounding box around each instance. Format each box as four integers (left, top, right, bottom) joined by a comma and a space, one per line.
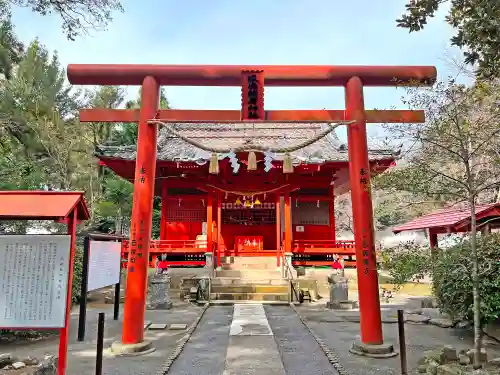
329, 186, 336, 241
275, 193, 281, 266
283, 191, 292, 252
119, 76, 159, 351
216, 193, 222, 267
345, 76, 395, 357
206, 193, 213, 253
160, 180, 168, 241
429, 230, 438, 260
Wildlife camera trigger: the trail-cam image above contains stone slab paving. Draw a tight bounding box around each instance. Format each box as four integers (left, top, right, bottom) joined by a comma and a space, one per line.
229, 304, 272, 336
165, 305, 233, 375
223, 304, 286, 375
0, 302, 205, 375
295, 305, 500, 375
264, 305, 335, 375
224, 336, 286, 375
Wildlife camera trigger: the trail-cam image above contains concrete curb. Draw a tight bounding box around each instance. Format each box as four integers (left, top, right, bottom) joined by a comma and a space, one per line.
290, 303, 352, 375
155, 303, 210, 375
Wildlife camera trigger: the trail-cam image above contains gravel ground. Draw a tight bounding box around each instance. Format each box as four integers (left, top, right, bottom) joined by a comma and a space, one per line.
0, 302, 205, 375
166, 305, 233, 375
265, 305, 335, 375
296, 305, 500, 375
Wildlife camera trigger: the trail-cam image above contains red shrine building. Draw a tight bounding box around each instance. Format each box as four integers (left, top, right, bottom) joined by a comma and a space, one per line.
97, 122, 396, 268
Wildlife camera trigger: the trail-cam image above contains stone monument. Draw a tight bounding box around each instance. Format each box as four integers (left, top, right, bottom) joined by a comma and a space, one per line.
146, 273, 172, 310
326, 273, 358, 309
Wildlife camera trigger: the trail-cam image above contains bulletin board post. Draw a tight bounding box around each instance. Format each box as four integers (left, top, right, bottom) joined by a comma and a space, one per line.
58, 208, 78, 375
77, 233, 124, 342
0, 190, 91, 375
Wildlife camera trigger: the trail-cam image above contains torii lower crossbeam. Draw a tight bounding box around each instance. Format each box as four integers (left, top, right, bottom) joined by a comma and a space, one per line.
78, 109, 425, 123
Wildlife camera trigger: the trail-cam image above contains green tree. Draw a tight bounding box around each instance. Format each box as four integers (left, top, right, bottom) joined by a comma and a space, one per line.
6, 0, 123, 40
378, 79, 500, 368
86, 87, 170, 235
397, 0, 500, 77
110, 88, 170, 145
0, 11, 23, 79
94, 175, 133, 234
0, 40, 92, 190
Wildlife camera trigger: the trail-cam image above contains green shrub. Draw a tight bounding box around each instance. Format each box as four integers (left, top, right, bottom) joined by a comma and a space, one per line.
379, 240, 430, 288
71, 245, 84, 303
432, 233, 500, 324
381, 233, 500, 325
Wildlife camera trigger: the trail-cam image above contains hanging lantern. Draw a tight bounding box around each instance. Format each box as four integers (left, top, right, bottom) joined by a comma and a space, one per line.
263, 193, 267, 200
317, 200, 320, 208
209, 153, 219, 174
201, 199, 205, 207
283, 153, 293, 174
247, 151, 257, 170
225, 192, 228, 199
235, 197, 242, 206
254, 197, 261, 205
178, 198, 181, 207
244, 200, 251, 208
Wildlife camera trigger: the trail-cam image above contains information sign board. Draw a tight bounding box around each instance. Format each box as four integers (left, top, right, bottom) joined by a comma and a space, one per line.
0, 235, 71, 328
87, 240, 121, 292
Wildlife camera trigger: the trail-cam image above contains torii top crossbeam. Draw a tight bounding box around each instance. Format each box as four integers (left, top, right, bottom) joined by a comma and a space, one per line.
67, 64, 436, 86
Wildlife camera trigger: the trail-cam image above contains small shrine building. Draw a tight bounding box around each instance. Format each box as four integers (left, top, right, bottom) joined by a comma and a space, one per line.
97, 121, 396, 267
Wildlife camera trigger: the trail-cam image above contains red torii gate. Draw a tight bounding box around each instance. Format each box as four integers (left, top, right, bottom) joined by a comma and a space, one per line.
67, 64, 436, 356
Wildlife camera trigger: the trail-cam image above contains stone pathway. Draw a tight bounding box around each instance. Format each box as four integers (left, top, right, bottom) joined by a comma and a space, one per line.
164, 304, 338, 375
165, 305, 232, 375
163, 304, 500, 375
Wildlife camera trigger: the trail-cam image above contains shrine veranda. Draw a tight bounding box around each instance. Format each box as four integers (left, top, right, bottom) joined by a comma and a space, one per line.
67, 64, 436, 352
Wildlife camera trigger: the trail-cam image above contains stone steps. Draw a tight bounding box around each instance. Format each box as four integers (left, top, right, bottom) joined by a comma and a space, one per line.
210, 292, 289, 301
211, 285, 289, 294
215, 269, 283, 278
220, 256, 279, 270
211, 277, 287, 286
208, 300, 290, 305
210, 256, 289, 303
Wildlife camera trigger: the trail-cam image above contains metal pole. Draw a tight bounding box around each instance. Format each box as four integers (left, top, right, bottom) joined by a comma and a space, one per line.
113, 280, 120, 321
96, 312, 105, 375
397, 309, 407, 375
77, 236, 90, 341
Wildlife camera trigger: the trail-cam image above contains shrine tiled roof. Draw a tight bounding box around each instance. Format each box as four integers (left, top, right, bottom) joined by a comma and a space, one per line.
392, 204, 500, 234
96, 122, 396, 164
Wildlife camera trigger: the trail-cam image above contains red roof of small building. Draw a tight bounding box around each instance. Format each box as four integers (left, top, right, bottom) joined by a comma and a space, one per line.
0, 191, 90, 221
392, 204, 500, 234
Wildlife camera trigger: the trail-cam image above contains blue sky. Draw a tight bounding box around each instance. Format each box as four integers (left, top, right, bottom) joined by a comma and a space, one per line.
12, 0, 461, 141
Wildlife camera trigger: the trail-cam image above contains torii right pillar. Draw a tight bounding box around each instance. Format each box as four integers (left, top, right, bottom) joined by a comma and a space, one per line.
345, 76, 397, 358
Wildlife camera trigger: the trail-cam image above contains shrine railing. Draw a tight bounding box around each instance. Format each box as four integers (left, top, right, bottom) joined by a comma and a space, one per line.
291, 239, 356, 267
122, 239, 216, 253
119, 238, 358, 268
121, 239, 216, 268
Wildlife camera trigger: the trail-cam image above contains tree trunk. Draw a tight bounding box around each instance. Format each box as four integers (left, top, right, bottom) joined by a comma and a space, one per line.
469, 193, 482, 369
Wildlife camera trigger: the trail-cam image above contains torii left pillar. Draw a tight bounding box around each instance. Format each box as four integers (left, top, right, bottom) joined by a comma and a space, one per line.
111, 76, 160, 354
